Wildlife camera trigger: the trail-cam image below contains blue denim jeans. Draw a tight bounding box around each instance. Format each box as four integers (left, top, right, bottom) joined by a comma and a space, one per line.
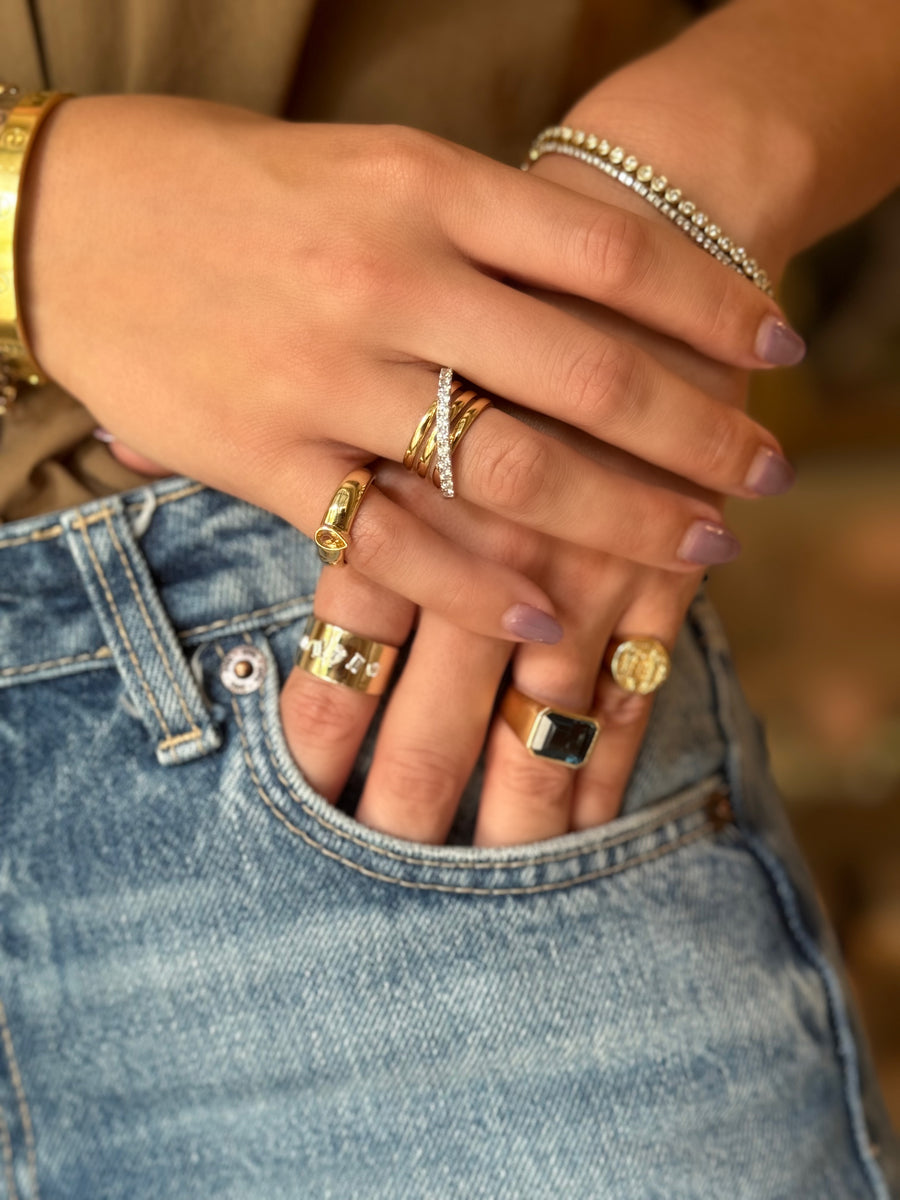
0, 477, 897, 1199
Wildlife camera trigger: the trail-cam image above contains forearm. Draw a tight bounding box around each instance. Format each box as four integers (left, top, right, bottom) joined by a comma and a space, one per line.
555, 0, 900, 273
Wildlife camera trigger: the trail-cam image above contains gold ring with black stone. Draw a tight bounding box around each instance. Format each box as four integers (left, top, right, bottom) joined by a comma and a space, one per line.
500, 685, 601, 769
605, 637, 671, 695
294, 616, 399, 696
314, 467, 373, 566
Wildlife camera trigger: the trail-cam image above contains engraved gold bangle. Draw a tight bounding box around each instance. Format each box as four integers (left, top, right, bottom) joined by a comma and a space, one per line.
314, 467, 374, 567
524, 126, 774, 298
500, 685, 601, 770
605, 637, 671, 695
294, 616, 399, 696
0, 86, 72, 414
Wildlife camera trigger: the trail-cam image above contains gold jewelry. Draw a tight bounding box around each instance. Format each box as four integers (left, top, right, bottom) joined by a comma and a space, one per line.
606, 637, 671, 695
524, 126, 774, 298
404, 379, 490, 493
314, 467, 374, 567
500, 685, 601, 770
294, 616, 399, 695
0, 86, 72, 416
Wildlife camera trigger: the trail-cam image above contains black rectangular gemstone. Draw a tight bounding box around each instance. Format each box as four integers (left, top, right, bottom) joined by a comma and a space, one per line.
531, 711, 598, 766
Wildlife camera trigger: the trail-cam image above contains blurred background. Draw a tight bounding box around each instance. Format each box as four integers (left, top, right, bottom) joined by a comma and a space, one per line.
709, 190, 900, 1126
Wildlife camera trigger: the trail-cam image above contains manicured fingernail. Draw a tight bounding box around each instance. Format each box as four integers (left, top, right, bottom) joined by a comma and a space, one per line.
501, 604, 564, 644
756, 315, 806, 366
744, 446, 795, 495
92, 427, 115, 443
678, 521, 741, 565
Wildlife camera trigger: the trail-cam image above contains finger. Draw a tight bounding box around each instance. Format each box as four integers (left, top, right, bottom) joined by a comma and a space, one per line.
356, 613, 510, 844
424, 269, 794, 500
252, 453, 564, 644
280, 567, 415, 802
439, 152, 804, 370
569, 571, 699, 830
474, 595, 605, 848
450, 407, 740, 571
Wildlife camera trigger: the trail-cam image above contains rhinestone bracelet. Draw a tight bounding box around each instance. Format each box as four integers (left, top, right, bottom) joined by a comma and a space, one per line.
524, 126, 774, 297
0, 83, 71, 420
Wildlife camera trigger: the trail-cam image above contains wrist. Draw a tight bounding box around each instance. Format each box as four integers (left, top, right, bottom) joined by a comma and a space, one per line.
553, 82, 814, 284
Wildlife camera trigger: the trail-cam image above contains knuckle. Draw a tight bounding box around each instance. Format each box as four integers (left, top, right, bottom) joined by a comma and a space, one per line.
376, 742, 461, 818
497, 753, 572, 817
580, 208, 650, 293
692, 411, 744, 481
555, 337, 641, 426
282, 675, 360, 749
345, 509, 397, 577
477, 426, 549, 515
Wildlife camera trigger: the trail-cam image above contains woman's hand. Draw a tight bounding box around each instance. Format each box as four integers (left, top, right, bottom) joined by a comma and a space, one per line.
20, 96, 800, 644
280, 287, 749, 844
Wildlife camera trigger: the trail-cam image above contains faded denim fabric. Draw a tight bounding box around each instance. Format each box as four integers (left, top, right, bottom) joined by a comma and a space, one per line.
0, 477, 896, 1200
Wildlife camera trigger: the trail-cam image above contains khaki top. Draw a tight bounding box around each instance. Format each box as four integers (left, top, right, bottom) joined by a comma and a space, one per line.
0, 0, 692, 522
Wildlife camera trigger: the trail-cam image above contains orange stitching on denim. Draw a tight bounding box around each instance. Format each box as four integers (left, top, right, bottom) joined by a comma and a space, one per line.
0, 647, 112, 679
0, 1000, 39, 1200
158, 729, 204, 752
126, 481, 204, 512
73, 515, 172, 739
178, 597, 312, 641
102, 511, 201, 738
0, 483, 205, 554
247, 670, 723, 871
0, 524, 63, 551
0, 1104, 18, 1200
229, 692, 721, 895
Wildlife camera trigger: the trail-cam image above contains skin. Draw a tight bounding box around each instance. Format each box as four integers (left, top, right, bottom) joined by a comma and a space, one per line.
20, 0, 900, 847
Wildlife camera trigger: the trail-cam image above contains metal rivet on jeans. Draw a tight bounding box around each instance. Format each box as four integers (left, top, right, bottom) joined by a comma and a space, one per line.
220, 645, 267, 694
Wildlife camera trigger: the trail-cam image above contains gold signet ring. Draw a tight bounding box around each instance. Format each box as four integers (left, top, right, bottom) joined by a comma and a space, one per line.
606, 637, 671, 695
500, 685, 601, 769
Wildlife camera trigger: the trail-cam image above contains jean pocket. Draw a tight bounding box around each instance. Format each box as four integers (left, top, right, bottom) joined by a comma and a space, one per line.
215, 622, 735, 898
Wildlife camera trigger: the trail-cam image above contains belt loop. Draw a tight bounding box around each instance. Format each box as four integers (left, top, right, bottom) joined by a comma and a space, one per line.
62, 494, 222, 765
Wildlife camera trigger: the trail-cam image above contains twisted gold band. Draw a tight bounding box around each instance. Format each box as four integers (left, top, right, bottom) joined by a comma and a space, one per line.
404, 378, 490, 493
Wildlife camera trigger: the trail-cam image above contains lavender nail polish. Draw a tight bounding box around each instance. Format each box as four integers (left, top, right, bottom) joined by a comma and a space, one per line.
501, 604, 564, 644
756, 315, 806, 366
678, 521, 741, 566
744, 446, 795, 496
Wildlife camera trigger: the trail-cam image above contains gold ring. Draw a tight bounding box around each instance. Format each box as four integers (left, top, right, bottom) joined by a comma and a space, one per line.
403, 380, 490, 493
314, 467, 373, 566
605, 637, 671, 695
500, 685, 601, 769
294, 616, 399, 696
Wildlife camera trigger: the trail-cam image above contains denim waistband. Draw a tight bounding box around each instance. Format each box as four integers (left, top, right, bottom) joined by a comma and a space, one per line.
0, 478, 320, 763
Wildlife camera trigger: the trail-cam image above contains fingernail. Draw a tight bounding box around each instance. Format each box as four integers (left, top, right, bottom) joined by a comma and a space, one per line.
744, 446, 795, 496
678, 521, 741, 566
501, 603, 564, 644
756, 315, 806, 366
92, 427, 116, 443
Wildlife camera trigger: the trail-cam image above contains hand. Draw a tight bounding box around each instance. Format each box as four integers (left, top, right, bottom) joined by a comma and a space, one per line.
280, 287, 749, 844
21, 96, 799, 647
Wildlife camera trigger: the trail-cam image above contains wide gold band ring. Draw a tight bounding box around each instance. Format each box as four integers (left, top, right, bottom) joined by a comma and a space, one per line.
500, 685, 601, 770
605, 637, 671, 695
403, 375, 490, 495
294, 616, 399, 696
314, 467, 373, 566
